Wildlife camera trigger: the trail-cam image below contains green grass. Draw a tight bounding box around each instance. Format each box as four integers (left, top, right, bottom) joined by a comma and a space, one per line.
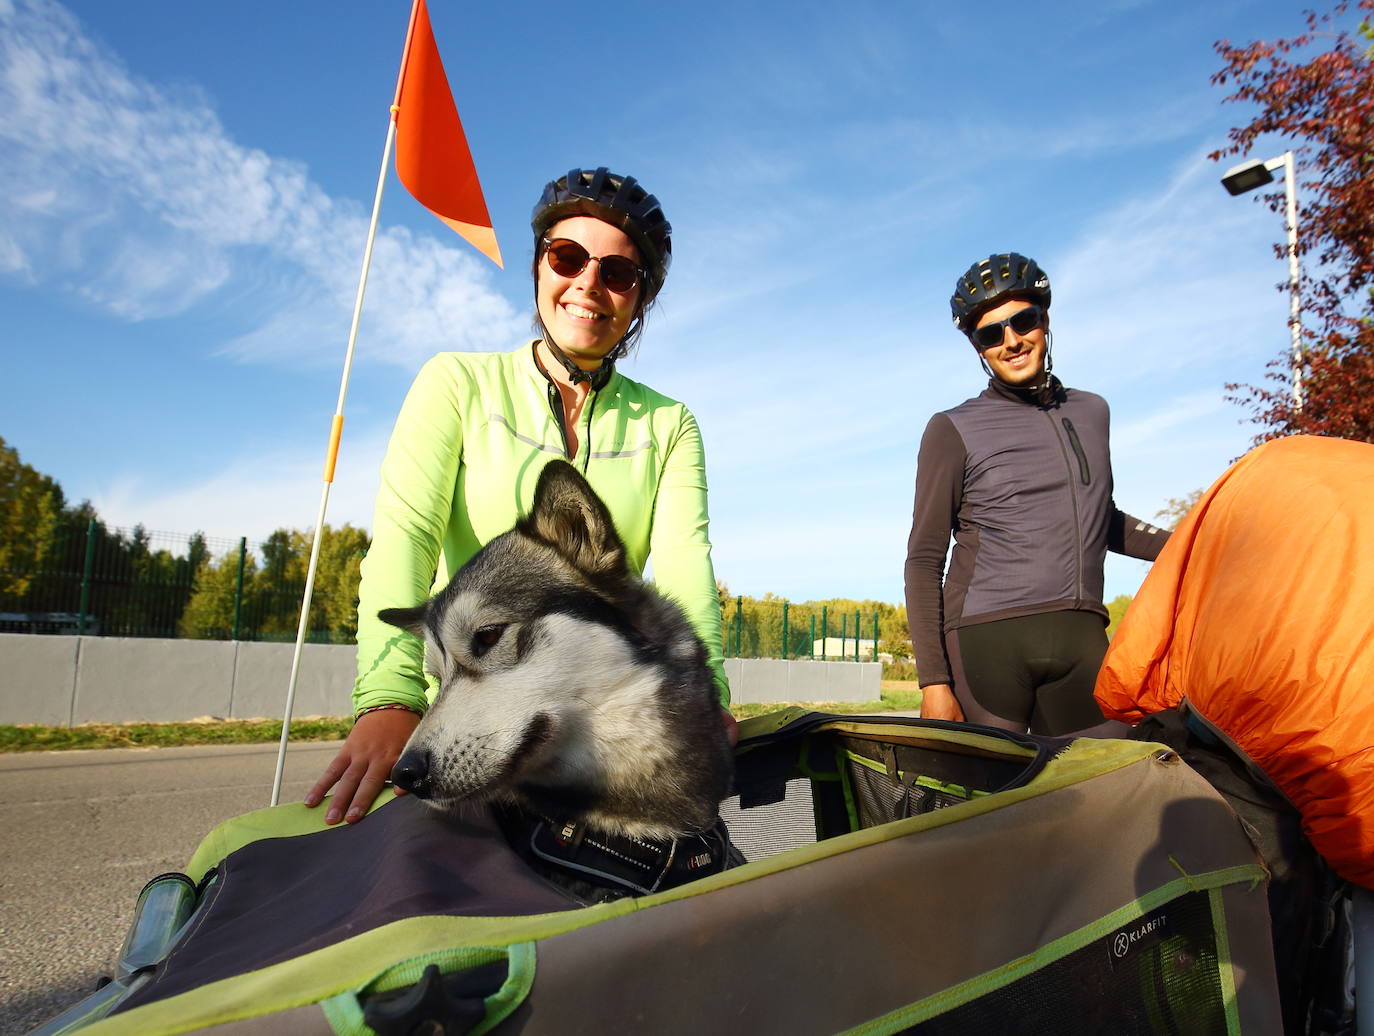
0, 683, 924, 753
730, 681, 922, 721
0, 717, 353, 752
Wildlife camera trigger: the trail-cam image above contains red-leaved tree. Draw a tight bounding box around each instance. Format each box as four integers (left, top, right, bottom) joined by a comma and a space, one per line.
1210, 1, 1374, 442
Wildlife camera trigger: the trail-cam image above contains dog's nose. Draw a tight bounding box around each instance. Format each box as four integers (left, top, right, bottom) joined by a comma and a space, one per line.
391, 749, 433, 798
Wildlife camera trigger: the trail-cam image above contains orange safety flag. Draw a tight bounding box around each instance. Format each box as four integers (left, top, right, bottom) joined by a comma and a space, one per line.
1095, 435, 1374, 889
392, 0, 502, 267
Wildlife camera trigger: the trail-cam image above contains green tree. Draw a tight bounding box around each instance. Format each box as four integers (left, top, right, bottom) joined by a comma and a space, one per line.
0, 436, 61, 599
233, 525, 369, 643
2, 443, 245, 637
1212, 1, 1374, 441
717, 591, 905, 661
1105, 594, 1134, 638
36, 500, 102, 615
1154, 489, 1205, 530
179, 546, 258, 639
312, 524, 369, 641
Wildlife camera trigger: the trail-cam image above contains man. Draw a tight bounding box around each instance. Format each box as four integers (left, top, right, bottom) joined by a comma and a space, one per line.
904, 253, 1168, 736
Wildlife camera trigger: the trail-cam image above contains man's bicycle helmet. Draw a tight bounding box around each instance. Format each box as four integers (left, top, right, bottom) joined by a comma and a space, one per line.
532, 168, 672, 299
950, 253, 1051, 332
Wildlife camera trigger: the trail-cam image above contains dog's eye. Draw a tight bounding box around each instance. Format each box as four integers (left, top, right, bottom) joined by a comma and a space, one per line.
471, 624, 508, 657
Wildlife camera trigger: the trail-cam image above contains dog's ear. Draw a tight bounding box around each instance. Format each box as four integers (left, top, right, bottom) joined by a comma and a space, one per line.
378, 603, 428, 638
524, 460, 628, 583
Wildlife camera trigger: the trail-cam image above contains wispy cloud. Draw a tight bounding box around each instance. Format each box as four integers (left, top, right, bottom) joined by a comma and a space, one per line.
1053, 150, 1292, 387
0, 0, 523, 368
93, 427, 389, 545
1114, 392, 1229, 446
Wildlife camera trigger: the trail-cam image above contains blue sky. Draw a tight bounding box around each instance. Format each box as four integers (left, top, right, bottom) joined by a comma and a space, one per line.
1, 0, 1319, 605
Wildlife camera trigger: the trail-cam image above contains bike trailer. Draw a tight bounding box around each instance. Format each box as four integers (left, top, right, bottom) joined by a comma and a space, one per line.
37, 710, 1282, 1035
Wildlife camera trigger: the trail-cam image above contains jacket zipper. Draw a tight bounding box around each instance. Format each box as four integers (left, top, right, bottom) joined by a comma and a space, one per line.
580, 390, 598, 473
1046, 411, 1085, 603
545, 383, 572, 459
543, 380, 600, 470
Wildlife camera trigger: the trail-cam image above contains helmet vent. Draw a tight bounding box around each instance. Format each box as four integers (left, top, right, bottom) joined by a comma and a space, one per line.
949, 252, 1052, 331
531, 167, 672, 296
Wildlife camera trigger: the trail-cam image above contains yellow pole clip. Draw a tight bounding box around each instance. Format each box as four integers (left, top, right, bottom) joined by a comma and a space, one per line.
323, 414, 344, 482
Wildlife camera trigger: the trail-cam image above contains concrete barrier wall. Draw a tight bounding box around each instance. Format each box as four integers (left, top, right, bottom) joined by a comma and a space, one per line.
0, 634, 882, 725
721, 658, 880, 705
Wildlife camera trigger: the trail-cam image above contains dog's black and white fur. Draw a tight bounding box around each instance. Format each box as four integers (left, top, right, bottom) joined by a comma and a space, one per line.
379, 461, 735, 897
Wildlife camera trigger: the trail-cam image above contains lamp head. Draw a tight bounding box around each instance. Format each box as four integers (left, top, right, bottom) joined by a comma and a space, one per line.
1221, 159, 1276, 196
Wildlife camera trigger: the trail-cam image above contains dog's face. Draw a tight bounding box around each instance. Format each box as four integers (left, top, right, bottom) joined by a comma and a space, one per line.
381, 460, 730, 839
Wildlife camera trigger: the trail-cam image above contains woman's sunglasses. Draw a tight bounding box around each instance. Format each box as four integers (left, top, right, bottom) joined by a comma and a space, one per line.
969, 305, 1046, 349
542, 238, 642, 294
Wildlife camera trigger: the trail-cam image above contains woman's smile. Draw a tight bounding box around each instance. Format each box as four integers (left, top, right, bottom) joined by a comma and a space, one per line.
536, 216, 641, 368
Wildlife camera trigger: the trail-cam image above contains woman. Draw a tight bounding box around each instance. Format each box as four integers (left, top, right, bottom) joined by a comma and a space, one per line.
306, 167, 731, 824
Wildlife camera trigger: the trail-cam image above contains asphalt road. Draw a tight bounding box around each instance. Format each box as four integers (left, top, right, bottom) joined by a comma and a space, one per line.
0, 740, 344, 1034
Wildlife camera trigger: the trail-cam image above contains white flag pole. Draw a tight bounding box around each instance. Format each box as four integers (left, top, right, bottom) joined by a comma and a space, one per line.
269, 0, 428, 807
269, 111, 400, 807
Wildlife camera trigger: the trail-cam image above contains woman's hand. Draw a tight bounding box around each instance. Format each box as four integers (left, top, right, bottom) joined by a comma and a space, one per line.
721, 705, 739, 747
918, 683, 965, 723
304, 709, 421, 824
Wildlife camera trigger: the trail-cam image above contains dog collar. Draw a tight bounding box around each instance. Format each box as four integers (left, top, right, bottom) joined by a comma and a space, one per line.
506, 808, 735, 897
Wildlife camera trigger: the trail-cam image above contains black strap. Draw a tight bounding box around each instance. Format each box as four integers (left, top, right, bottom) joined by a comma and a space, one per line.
537, 338, 615, 390
504, 807, 735, 896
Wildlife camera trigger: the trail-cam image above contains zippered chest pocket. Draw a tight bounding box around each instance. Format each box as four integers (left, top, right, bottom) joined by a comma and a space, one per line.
1061, 418, 1091, 485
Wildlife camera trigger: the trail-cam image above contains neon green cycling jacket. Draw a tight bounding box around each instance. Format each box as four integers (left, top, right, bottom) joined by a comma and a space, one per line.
354, 343, 728, 712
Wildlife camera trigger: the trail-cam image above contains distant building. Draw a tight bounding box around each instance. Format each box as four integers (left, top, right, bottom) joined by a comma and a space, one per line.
813, 637, 886, 661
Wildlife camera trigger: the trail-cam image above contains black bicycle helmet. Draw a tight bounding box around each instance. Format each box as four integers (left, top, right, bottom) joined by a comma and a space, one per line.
531, 167, 672, 298
950, 253, 1051, 332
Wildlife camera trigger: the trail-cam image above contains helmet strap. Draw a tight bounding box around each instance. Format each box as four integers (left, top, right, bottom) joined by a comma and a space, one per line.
531, 246, 650, 389
539, 330, 616, 390
977, 329, 1056, 399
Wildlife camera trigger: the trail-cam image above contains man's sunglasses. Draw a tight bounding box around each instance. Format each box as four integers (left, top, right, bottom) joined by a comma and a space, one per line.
969, 305, 1046, 349
542, 238, 642, 294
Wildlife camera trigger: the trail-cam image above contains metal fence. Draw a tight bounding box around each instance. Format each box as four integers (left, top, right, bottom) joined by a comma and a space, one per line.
0, 519, 360, 643
721, 597, 888, 662
3, 521, 906, 666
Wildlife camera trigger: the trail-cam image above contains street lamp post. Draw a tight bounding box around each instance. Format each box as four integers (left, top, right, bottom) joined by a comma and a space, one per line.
1221, 150, 1303, 409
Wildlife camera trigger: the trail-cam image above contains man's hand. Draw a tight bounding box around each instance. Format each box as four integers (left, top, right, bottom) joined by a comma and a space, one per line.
918, 683, 965, 722
304, 708, 421, 824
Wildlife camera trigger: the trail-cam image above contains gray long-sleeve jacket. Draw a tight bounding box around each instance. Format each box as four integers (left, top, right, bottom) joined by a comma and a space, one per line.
903, 377, 1168, 687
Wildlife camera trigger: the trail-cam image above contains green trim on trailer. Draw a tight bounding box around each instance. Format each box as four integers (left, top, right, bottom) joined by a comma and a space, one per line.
843, 749, 991, 800
836, 864, 1265, 1035
734, 706, 814, 738
815, 718, 1042, 758
793, 739, 841, 783
185, 791, 399, 884
832, 741, 862, 832
1211, 884, 1243, 1034
321, 942, 537, 1036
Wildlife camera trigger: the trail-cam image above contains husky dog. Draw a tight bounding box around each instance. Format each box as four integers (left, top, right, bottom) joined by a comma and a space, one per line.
379, 460, 735, 898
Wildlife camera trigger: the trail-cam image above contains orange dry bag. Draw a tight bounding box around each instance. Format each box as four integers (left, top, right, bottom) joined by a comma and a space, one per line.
1095, 435, 1374, 889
